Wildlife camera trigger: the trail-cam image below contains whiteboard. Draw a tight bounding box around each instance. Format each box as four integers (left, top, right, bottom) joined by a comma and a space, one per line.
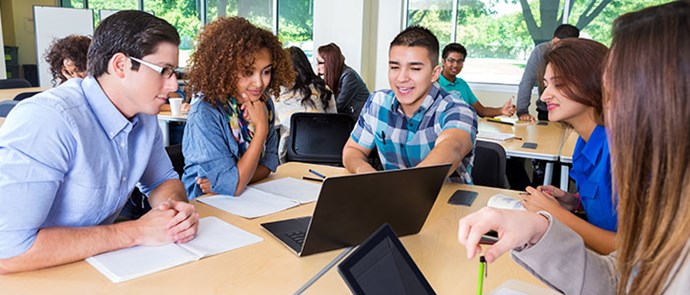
34, 6, 93, 87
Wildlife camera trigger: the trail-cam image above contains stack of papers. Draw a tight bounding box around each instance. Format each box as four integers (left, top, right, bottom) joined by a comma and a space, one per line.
477, 131, 517, 142
86, 217, 262, 283
198, 177, 321, 218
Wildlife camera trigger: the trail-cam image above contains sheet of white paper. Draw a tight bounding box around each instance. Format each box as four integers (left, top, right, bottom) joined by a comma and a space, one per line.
199, 187, 299, 218
487, 194, 527, 211
179, 216, 263, 257
86, 240, 198, 283
251, 177, 321, 204
477, 131, 516, 142
491, 279, 560, 295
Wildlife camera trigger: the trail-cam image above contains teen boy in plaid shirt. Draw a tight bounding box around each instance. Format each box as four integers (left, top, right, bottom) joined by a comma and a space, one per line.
343, 26, 477, 183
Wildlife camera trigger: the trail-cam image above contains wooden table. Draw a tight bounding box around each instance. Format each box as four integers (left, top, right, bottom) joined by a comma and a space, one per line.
0, 162, 549, 294
0, 87, 48, 101
157, 111, 187, 146
478, 118, 568, 185
558, 129, 579, 191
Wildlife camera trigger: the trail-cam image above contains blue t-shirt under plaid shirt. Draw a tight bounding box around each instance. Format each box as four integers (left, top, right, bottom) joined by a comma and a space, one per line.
350, 84, 478, 183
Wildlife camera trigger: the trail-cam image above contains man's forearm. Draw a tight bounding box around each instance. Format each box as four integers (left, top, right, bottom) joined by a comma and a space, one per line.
0, 222, 139, 274
148, 178, 187, 208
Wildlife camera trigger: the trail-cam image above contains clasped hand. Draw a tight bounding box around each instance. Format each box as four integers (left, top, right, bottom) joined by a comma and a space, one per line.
136, 199, 200, 245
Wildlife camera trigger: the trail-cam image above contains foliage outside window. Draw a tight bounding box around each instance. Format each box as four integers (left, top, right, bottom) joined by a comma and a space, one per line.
205, 0, 274, 30
407, 0, 673, 85
278, 0, 314, 58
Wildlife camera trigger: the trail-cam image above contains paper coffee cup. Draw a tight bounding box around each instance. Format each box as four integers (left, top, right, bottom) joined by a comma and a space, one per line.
169, 98, 183, 116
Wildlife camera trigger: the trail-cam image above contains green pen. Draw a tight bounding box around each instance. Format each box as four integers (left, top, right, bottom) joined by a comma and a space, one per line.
477, 256, 487, 295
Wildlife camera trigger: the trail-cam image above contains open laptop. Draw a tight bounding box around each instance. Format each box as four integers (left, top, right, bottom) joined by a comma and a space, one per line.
261, 164, 451, 257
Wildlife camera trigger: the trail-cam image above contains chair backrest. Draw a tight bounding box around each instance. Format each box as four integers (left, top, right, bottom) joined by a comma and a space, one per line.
0, 78, 32, 89
0, 100, 19, 117
165, 144, 185, 178
471, 140, 508, 188
13, 91, 42, 101
286, 112, 355, 166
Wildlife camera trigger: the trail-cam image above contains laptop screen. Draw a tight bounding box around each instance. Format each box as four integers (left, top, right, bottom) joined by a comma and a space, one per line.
337, 224, 436, 295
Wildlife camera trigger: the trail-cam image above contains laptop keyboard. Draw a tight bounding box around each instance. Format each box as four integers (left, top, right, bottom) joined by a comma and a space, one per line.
285, 231, 306, 246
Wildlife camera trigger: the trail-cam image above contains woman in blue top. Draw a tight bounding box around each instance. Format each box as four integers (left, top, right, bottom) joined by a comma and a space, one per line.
181, 17, 294, 199
520, 38, 617, 254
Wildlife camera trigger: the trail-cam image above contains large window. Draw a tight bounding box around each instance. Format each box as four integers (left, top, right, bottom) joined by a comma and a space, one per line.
144, 0, 201, 65
205, 0, 274, 30
278, 0, 314, 58
407, 0, 673, 85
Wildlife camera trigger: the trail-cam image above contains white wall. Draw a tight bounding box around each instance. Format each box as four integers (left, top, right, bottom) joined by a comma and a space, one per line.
0, 12, 6, 79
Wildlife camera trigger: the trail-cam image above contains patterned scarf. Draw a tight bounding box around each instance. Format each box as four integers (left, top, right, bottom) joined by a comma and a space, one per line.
226, 96, 273, 155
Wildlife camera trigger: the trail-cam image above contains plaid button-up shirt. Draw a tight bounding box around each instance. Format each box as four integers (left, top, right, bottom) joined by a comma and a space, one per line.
351, 84, 477, 183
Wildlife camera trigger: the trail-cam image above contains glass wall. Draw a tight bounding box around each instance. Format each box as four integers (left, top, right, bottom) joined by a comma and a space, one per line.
205, 0, 274, 30
408, 0, 674, 85
278, 0, 314, 58
144, 0, 201, 65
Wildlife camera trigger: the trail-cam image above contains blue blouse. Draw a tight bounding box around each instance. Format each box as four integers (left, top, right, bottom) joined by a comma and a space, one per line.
570, 125, 618, 232
181, 98, 279, 199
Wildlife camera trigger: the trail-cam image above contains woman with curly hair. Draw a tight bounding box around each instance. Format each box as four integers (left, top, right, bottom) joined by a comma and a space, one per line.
316, 43, 370, 119
273, 46, 336, 163
181, 17, 294, 199
44, 35, 91, 85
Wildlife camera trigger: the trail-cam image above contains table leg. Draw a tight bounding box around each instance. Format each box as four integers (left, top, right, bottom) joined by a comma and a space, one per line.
543, 162, 554, 186
158, 119, 170, 147
560, 164, 570, 191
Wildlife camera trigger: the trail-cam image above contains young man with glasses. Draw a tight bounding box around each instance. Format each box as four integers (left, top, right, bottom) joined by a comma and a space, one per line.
438, 43, 515, 117
0, 11, 199, 274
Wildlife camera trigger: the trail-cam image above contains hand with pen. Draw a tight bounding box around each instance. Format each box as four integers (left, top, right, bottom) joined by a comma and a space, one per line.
457, 207, 549, 263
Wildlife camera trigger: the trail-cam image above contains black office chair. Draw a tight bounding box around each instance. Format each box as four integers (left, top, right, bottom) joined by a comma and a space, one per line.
286, 112, 355, 166
471, 140, 509, 188
0, 100, 19, 117
13, 91, 42, 101
165, 144, 185, 178
0, 78, 31, 89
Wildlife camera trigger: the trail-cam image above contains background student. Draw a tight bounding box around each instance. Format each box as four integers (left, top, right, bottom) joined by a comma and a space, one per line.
458, 2, 690, 293
316, 43, 370, 120
272, 46, 337, 164
44, 34, 91, 85
0, 10, 198, 274
343, 26, 477, 184
181, 17, 293, 198
522, 38, 616, 254
438, 43, 515, 117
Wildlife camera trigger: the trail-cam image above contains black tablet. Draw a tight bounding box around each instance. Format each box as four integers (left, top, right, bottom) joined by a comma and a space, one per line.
337, 224, 436, 295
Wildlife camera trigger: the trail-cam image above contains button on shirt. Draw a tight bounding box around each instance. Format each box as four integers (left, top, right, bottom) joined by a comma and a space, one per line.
437, 75, 478, 106
570, 125, 618, 232
0, 77, 178, 259
350, 85, 478, 183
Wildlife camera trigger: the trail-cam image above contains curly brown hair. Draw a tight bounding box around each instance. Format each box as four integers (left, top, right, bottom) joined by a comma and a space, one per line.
186, 17, 294, 106
44, 35, 91, 85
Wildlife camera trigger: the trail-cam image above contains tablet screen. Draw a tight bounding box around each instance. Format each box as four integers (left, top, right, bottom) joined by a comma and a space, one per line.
337, 224, 436, 295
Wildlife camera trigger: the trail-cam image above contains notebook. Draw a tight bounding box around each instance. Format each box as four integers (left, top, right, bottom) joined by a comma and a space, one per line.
487, 194, 526, 211
261, 164, 451, 257
198, 177, 321, 218
477, 131, 517, 142
86, 217, 262, 283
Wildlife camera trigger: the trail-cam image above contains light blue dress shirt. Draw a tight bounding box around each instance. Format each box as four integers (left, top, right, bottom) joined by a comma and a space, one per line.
0, 77, 178, 259
181, 98, 279, 199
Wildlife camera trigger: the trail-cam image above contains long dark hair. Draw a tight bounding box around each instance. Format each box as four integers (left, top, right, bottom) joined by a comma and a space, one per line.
317, 43, 345, 95
605, 2, 690, 294
287, 46, 332, 109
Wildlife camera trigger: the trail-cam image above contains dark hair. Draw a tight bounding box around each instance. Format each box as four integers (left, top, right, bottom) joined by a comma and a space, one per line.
44, 35, 91, 85
317, 43, 345, 95
543, 38, 608, 124
186, 17, 294, 106
553, 24, 580, 39
87, 10, 180, 78
286, 47, 332, 109
442, 43, 467, 60
605, 2, 690, 294
390, 26, 439, 65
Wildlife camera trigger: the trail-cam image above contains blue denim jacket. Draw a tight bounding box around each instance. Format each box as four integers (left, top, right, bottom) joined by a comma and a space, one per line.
182, 98, 279, 199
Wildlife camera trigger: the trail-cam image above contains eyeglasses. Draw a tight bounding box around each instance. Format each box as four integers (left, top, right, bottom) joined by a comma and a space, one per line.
445, 58, 465, 64
317, 61, 325, 65
129, 56, 179, 79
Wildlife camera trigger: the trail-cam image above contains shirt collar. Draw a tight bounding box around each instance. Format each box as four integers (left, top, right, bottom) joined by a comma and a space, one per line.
439, 74, 455, 86
391, 84, 440, 116
576, 125, 608, 165
83, 76, 134, 140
